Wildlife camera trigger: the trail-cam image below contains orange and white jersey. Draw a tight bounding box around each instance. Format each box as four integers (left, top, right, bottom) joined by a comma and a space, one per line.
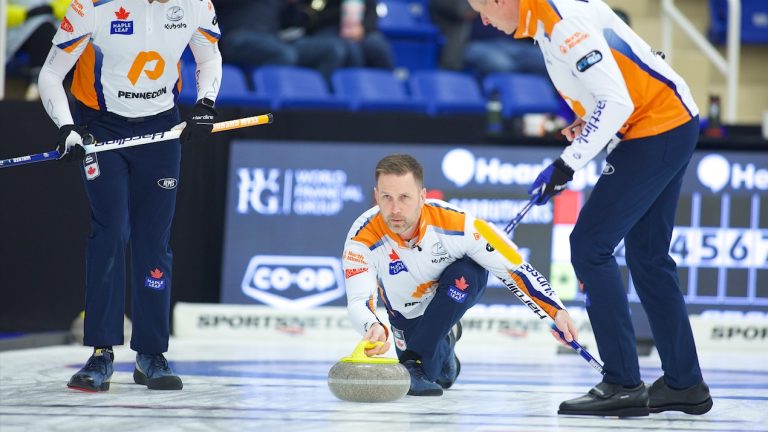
47, 0, 221, 119
514, 0, 699, 171
342, 199, 565, 335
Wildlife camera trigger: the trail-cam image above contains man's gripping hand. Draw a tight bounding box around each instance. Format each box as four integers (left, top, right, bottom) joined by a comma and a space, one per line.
176, 98, 217, 146
528, 158, 574, 205
56, 124, 91, 162
551, 309, 579, 346
363, 323, 391, 356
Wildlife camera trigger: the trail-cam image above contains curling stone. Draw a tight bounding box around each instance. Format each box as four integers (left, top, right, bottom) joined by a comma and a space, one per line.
328, 341, 410, 403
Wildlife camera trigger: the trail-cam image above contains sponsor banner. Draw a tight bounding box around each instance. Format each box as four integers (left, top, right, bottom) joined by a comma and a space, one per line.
173, 302, 598, 355
220, 141, 768, 332
173, 303, 358, 340
690, 311, 768, 352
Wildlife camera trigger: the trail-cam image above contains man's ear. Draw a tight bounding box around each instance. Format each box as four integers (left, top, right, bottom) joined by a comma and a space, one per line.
373, 187, 379, 205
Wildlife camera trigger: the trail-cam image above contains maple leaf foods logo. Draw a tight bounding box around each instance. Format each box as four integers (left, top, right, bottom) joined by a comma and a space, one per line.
144, 267, 165, 290
111, 7, 133, 35
447, 276, 469, 303
60, 17, 74, 33
388, 250, 408, 275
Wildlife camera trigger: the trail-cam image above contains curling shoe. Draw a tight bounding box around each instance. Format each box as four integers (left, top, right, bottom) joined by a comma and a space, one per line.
436, 352, 460, 389
558, 381, 650, 417
133, 353, 183, 390
403, 360, 443, 396
436, 322, 463, 389
648, 376, 713, 415
67, 348, 114, 392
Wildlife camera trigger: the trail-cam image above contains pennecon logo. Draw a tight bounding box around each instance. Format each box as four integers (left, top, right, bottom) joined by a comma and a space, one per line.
240, 255, 344, 309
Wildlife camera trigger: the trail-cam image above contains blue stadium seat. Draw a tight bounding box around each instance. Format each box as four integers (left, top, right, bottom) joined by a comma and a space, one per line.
409, 70, 486, 116
217, 65, 270, 107
483, 73, 560, 117
708, 0, 768, 44
332, 68, 427, 113
253, 66, 350, 111
178, 63, 267, 107
376, 0, 442, 71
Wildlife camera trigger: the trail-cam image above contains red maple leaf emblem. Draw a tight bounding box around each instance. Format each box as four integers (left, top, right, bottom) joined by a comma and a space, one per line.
388, 249, 400, 261
87, 166, 96, 175
454, 276, 469, 291
150, 268, 164, 278
115, 7, 130, 20
60, 17, 73, 33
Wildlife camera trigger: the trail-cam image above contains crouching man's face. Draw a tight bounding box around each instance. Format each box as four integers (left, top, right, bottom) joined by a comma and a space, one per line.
375, 172, 426, 241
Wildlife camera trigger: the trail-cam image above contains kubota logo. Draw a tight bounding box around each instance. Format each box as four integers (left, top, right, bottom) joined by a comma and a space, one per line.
127, 51, 165, 85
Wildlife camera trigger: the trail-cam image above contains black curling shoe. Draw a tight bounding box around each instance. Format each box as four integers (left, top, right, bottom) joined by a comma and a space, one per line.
558, 381, 650, 417
648, 376, 713, 415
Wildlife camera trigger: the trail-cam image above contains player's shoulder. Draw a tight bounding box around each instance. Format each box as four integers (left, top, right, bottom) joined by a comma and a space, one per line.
423, 199, 468, 233
345, 206, 385, 248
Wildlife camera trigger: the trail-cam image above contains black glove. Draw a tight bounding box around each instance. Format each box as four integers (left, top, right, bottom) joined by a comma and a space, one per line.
179, 98, 217, 146
56, 124, 91, 162
528, 158, 575, 205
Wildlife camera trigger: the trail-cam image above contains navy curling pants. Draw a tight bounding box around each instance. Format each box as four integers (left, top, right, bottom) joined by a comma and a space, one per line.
570, 117, 703, 389
74, 104, 181, 354
389, 257, 488, 381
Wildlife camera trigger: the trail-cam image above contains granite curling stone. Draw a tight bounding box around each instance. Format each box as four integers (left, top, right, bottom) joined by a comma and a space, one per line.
328, 341, 410, 402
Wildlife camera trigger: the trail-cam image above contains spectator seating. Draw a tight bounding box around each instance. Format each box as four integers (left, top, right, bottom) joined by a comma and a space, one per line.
178, 63, 268, 107
708, 0, 768, 44
376, 0, 442, 72
483, 73, 561, 118
409, 70, 486, 116
331, 68, 427, 113
216, 64, 270, 107
253, 66, 350, 111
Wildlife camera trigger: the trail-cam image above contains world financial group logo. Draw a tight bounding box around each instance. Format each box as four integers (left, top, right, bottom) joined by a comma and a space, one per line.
240, 255, 345, 309
236, 167, 364, 216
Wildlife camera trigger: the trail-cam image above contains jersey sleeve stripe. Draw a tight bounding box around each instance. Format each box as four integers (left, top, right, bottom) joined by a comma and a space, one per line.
92, 43, 106, 110
376, 280, 394, 316
56, 34, 90, 53
604, 29, 694, 118
545, 0, 563, 19
92, 0, 115, 6
509, 271, 561, 317
173, 61, 182, 103
197, 28, 221, 43
538, 0, 563, 38
424, 203, 465, 233
432, 227, 463, 236
71, 43, 100, 110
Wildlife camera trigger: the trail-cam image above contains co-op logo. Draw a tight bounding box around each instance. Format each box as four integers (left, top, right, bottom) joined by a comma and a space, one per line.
441, 148, 603, 190
697, 154, 768, 193
240, 255, 344, 309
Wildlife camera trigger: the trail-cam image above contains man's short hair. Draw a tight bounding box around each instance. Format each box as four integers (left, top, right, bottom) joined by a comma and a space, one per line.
375, 154, 424, 188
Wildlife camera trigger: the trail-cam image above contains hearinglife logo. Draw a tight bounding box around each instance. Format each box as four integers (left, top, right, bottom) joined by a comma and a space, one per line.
240, 255, 345, 309
697, 154, 768, 193
236, 168, 364, 216
441, 148, 604, 190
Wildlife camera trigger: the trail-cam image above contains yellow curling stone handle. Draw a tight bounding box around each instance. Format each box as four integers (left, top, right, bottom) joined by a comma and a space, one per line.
340, 341, 398, 364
